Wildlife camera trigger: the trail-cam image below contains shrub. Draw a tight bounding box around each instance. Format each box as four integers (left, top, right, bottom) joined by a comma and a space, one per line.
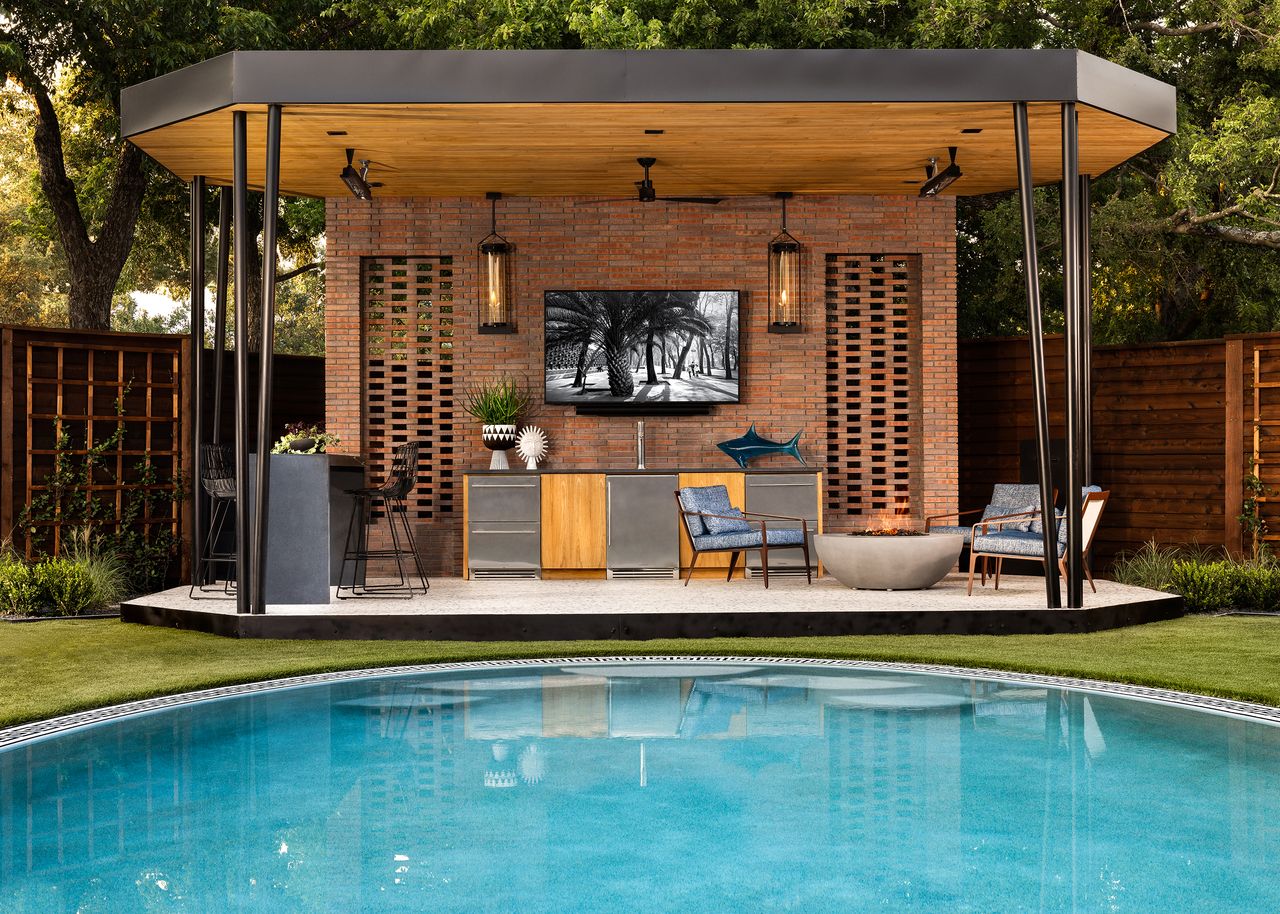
0, 557, 39, 616
1168, 555, 1280, 613
0, 555, 103, 617
1170, 561, 1240, 613
31, 559, 96, 616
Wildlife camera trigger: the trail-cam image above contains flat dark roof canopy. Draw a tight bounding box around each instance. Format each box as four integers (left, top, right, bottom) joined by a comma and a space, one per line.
122, 48, 1176, 197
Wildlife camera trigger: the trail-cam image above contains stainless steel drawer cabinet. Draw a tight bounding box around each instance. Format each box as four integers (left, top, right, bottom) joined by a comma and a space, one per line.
744, 473, 819, 570
606, 474, 679, 576
467, 476, 540, 577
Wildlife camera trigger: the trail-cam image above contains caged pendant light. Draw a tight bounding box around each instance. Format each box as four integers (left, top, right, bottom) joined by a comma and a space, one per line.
767, 192, 802, 333
478, 192, 515, 333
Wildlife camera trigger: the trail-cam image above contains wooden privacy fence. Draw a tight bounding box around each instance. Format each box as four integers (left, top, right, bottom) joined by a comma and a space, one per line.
0, 325, 191, 560
959, 333, 1280, 566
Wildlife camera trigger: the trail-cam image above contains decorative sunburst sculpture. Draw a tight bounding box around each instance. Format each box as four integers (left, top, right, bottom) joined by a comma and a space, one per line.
515, 425, 549, 470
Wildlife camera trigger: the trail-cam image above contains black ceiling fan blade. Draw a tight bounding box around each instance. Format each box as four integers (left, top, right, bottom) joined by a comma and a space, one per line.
574, 197, 641, 206
659, 196, 724, 205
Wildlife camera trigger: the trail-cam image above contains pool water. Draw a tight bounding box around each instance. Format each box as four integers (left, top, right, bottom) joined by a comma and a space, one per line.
2, 661, 1279, 913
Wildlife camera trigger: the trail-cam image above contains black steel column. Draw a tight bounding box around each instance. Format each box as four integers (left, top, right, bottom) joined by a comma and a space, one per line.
1013, 102, 1062, 609
211, 188, 231, 444
250, 104, 282, 615
232, 110, 251, 615
1079, 174, 1093, 484
1061, 103, 1085, 608
188, 176, 206, 585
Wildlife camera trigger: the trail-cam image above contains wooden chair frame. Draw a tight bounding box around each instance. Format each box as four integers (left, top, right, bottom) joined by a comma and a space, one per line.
966, 490, 1110, 596
674, 493, 812, 589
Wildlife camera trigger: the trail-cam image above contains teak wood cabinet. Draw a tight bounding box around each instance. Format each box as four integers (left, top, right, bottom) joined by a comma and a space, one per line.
463, 470, 822, 580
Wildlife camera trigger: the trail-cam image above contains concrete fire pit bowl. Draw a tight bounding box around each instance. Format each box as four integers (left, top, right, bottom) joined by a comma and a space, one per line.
815, 532, 964, 590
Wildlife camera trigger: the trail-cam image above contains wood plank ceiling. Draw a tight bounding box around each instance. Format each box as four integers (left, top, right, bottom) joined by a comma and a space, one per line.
129, 100, 1168, 198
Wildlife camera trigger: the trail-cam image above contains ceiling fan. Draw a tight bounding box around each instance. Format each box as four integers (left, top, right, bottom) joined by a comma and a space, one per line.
578, 157, 723, 205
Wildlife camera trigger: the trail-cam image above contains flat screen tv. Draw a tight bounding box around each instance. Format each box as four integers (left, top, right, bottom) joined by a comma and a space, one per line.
544, 290, 740, 406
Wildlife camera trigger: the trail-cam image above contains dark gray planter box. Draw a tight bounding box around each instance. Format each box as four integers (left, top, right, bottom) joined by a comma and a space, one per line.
246, 454, 364, 605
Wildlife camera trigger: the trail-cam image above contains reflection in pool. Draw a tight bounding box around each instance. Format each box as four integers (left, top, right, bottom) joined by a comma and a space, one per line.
2, 662, 1279, 912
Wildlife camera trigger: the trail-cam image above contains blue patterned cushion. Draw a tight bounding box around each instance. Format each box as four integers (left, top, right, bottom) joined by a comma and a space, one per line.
693, 527, 805, 551
987, 484, 1042, 513
679, 485, 741, 536
973, 529, 1067, 558
704, 506, 752, 535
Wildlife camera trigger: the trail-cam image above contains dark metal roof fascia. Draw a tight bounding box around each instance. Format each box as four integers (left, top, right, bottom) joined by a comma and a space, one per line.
1075, 50, 1177, 134
120, 48, 1176, 139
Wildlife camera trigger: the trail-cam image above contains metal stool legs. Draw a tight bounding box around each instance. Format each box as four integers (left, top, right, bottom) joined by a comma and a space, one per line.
337, 493, 429, 598
189, 495, 237, 598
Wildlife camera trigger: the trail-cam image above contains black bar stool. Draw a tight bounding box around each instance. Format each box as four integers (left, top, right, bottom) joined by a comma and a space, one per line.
338, 441, 430, 598
190, 443, 237, 598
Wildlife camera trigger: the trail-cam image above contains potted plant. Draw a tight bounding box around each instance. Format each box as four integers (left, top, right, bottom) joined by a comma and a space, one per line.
460, 376, 530, 469
271, 422, 340, 455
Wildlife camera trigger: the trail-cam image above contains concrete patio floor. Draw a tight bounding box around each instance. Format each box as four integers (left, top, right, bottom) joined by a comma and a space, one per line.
121, 573, 1183, 640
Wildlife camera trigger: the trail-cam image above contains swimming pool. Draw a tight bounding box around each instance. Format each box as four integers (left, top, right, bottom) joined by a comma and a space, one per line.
2, 658, 1278, 913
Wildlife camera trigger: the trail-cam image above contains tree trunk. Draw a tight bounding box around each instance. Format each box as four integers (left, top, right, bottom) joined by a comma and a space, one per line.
605, 345, 635, 398
572, 339, 590, 387
724, 317, 734, 379
244, 197, 263, 351
644, 328, 658, 385
672, 334, 694, 380
31, 82, 147, 330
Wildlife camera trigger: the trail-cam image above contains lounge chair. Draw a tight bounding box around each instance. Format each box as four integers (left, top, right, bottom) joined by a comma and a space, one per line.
925, 483, 1055, 544
675, 484, 811, 588
966, 487, 1109, 595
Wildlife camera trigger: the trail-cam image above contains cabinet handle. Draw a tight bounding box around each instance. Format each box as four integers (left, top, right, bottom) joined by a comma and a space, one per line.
606, 481, 612, 546
471, 528, 538, 535
471, 483, 538, 489
747, 481, 814, 487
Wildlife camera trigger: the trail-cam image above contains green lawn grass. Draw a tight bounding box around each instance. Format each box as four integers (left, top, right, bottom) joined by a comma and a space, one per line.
3, 615, 1279, 729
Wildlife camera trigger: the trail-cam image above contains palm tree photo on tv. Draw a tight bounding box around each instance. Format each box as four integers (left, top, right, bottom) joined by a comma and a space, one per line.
544, 290, 740, 405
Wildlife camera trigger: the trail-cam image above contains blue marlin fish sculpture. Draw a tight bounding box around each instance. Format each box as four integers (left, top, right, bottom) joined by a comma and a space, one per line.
716, 424, 807, 469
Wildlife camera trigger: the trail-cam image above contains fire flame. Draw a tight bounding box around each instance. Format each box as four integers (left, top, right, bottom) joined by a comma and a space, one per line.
859, 496, 914, 536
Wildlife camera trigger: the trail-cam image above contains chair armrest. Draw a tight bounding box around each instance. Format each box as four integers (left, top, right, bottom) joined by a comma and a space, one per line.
740, 510, 806, 522
971, 509, 1041, 538
687, 510, 766, 526
924, 507, 984, 524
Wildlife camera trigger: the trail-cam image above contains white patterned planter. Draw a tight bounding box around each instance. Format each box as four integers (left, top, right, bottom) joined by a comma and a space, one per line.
481, 423, 518, 469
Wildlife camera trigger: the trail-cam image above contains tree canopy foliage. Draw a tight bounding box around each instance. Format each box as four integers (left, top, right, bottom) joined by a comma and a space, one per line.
0, 0, 1277, 346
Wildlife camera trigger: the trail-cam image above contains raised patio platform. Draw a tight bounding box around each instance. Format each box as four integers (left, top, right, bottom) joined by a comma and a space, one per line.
121, 574, 1183, 640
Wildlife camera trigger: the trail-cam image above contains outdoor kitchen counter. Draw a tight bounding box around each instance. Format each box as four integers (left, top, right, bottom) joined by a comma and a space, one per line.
462, 467, 823, 579
465, 466, 822, 474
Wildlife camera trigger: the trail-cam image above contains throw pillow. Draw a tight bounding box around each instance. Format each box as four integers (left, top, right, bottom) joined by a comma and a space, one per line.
1012, 504, 1038, 533
703, 506, 753, 535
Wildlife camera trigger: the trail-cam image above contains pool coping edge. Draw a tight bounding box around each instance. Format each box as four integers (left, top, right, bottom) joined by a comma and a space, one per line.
3, 655, 1278, 750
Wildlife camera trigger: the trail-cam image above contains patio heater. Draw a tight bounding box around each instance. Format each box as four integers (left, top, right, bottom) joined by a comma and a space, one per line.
478, 192, 515, 333
767, 192, 802, 333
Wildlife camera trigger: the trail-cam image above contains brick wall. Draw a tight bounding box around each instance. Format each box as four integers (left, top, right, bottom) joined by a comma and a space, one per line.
325, 195, 957, 574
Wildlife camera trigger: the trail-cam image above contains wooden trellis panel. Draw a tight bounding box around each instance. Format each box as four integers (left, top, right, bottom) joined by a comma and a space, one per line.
824, 254, 923, 521
362, 256, 457, 529
0, 326, 189, 560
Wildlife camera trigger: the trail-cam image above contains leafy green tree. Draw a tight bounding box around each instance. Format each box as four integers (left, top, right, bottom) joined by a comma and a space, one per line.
917, 0, 1280, 340
0, 1, 343, 331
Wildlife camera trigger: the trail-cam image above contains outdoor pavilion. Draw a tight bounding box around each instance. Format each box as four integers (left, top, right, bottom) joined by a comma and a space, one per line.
118, 48, 1177, 618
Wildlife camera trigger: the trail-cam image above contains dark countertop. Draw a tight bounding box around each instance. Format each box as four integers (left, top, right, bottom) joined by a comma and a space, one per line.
255, 453, 365, 468
465, 466, 822, 475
